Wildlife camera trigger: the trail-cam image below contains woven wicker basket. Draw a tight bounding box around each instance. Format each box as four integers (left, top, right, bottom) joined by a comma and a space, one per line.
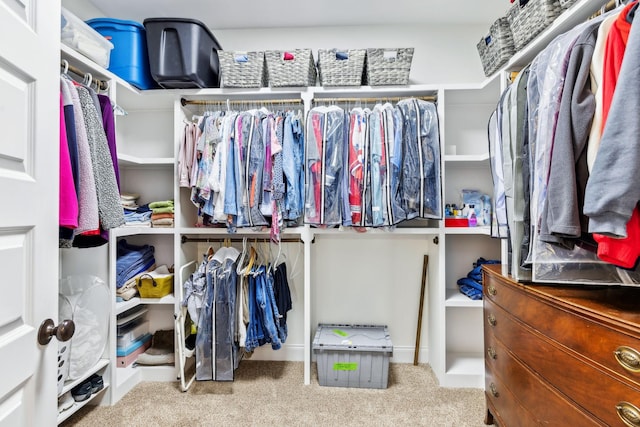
507, 0, 563, 51
477, 17, 516, 77
365, 48, 414, 86
218, 51, 267, 88
265, 49, 317, 87
559, 0, 579, 9
317, 49, 366, 87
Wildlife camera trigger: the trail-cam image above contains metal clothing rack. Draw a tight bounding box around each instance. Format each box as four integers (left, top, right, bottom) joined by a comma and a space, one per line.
180, 98, 303, 107
591, 0, 619, 18
312, 95, 437, 104
180, 235, 304, 244
60, 59, 109, 92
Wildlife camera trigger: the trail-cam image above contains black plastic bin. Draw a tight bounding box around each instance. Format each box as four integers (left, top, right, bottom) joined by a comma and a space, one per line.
143, 17, 222, 89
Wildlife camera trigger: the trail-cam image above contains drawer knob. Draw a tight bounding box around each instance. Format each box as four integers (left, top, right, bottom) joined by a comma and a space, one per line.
487, 313, 497, 327
488, 285, 497, 296
615, 346, 640, 373
489, 382, 499, 398
487, 346, 497, 360
616, 401, 640, 427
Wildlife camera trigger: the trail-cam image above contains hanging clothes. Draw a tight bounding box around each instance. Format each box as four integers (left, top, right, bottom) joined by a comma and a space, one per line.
584, 3, 640, 269
347, 108, 369, 227
59, 93, 79, 231
305, 105, 347, 226
397, 98, 442, 220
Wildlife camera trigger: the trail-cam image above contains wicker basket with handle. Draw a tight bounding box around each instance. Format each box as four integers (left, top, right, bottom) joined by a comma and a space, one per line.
218, 51, 267, 88
265, 49, 317, 87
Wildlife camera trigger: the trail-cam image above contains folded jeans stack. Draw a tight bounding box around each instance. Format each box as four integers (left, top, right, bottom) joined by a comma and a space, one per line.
116, 239, 155, 289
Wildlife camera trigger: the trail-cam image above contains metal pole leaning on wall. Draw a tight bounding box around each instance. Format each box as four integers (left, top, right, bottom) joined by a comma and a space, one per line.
414, 255, 429, 366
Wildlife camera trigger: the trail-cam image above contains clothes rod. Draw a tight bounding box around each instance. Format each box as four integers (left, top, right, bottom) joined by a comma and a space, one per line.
590, 0, 619, 18
181, 236, 304, 244
60, 60, 108, 91
180, 98, 303, 107
312, 95, 437, 103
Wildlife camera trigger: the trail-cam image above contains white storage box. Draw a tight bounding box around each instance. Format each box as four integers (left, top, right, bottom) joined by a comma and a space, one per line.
313, 323, 393, 389
61, 7, 113, 68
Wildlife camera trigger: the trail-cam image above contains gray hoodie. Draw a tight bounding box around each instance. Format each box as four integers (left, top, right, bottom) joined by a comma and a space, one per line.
584, 9, 640, 238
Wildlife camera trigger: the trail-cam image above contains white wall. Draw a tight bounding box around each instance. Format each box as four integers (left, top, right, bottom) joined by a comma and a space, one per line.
214, 24, 489, 85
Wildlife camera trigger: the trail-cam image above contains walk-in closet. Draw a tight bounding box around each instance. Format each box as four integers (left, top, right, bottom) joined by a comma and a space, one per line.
1, 0, 639, 425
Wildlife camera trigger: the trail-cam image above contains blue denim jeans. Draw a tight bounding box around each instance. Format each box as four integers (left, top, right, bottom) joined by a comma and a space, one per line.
244, 267, 282, 351
195, 258, 219, 380
283, 112, 304, 222
245, 271, 264, 352
256, 267, 282, 350
116, 239, 155, 287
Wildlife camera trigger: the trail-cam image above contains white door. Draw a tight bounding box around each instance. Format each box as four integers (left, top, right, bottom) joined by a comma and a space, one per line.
0, 1, 62, 426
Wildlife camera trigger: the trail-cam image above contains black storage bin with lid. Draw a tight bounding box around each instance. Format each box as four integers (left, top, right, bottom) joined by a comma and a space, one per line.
143, 17, 222, 88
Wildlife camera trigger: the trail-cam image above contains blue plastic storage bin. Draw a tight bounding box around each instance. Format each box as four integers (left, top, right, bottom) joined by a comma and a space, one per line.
86, 18, 157, 90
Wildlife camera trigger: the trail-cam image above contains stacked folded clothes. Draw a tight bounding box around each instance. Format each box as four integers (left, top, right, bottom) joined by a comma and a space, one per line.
456, 257, 500, 300
149, 200, 174, 228
121, 193, 152, 228
116, 240, 155, 291
121, 192, 140, 211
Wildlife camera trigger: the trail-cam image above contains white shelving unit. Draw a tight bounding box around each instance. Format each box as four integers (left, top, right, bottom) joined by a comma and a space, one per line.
59, 37, 499, 402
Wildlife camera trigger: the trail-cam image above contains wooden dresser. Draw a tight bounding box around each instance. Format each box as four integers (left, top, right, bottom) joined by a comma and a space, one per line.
483, 264, 640, 427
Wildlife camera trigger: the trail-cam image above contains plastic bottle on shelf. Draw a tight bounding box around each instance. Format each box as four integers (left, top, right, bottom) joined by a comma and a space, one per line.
468, 204, 477, 227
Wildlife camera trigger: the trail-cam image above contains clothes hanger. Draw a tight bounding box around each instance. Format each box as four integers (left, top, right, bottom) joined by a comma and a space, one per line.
61, 59, 69, 75
242, 240, 257, 277
83, 72, 93, 88
236, 237, 248, 274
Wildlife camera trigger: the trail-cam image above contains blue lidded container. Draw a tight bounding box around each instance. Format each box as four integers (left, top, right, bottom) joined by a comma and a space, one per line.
86, 17, 158, 90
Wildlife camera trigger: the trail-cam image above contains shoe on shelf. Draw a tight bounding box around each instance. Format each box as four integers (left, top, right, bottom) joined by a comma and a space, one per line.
89, 374, 104, 394
70, 380, 92, 402
58, 391, 74, 413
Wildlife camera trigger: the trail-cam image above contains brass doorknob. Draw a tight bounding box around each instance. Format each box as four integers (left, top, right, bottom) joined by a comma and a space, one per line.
37, 319, 75, 345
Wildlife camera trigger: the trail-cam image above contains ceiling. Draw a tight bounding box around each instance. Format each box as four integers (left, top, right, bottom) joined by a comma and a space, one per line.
87, 0, 512, 30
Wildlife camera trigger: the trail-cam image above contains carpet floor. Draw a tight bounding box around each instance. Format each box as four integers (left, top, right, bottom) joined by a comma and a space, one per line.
62, 361, 491, 427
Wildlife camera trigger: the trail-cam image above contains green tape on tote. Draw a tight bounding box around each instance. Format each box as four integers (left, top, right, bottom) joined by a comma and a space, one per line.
332, 329, 348, 337
333, 362, 358, 371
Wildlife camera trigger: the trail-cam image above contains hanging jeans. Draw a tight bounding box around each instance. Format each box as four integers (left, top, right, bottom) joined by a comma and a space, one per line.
273, 263, 291, 343
282, 112, 304, 222
195, 258, 219, 381
245, 266, 282, 352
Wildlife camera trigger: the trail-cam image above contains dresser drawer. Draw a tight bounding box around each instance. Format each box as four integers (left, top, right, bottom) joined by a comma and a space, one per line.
486, 299, 640, 426
485, 369, 539, 427
485, 324, 603, 426
483, 269, 640, 387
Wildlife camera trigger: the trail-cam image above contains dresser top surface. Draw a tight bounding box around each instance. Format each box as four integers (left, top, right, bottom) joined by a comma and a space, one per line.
484, 264, 640, 330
